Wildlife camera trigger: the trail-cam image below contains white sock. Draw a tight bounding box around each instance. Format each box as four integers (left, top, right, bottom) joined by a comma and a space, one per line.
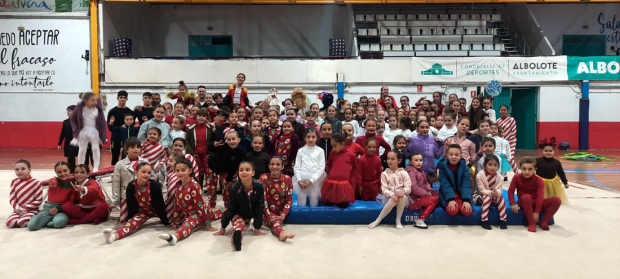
158, 233, 177, 246
395, 197, 406, 229
368, 220, 380, 229
103, 228, 115, 244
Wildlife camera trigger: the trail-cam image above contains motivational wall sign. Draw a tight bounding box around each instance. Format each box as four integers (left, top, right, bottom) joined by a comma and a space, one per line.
0, 19, 90, 93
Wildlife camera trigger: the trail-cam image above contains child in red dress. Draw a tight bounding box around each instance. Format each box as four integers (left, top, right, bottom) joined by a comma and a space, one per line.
61, 164, 110, 225
357, 137, 383, 201
260, 157, 295, 242
406, 153, 439, 229
509, 157, 561, 232
322, 133, 358, 208
142, 127, 166, 182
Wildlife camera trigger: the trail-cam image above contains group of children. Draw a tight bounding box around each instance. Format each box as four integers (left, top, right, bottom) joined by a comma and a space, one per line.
7, 83, 571, 251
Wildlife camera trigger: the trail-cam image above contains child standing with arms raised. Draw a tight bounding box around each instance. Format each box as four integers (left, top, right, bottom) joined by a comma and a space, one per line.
293, 127, 325, 207
368, 151, 411, 229
475, 155, 507, 230
537, 139, 569, 204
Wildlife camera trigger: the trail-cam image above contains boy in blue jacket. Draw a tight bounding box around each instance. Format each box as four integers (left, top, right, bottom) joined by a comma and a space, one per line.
438, 144, 473, 217
110, 113, 140, 158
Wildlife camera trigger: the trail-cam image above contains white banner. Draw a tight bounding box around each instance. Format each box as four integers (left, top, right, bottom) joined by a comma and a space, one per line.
0, 19, 91, 92
507, 56, 568, 81
412, 56, 568, 82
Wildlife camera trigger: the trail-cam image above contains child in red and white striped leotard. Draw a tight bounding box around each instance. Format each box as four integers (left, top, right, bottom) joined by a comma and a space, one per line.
164, 152, 184, 221
142, 127, 166, 181
6, 159, 43, 228
474, 154, 507, 230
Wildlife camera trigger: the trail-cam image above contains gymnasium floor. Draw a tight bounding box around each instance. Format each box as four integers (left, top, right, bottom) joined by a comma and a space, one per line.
1, 150, 619, 278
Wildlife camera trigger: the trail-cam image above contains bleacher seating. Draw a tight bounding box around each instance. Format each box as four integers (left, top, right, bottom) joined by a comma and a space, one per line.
356, 10, 510, 58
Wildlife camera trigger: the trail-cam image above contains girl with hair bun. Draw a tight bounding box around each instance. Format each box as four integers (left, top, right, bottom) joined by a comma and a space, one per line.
167, 81, 196, 105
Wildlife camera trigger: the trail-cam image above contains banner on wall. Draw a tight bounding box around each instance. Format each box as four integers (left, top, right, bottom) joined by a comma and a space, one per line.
567, 56, 620, 81
0, 0, 88, 13
412, 56, 568, 82
0, 19, 91, 93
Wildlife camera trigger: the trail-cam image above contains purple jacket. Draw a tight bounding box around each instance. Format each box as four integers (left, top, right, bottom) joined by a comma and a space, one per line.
70, 97, 107, 143
405, 166, 432, 199
404, 134, 443, 174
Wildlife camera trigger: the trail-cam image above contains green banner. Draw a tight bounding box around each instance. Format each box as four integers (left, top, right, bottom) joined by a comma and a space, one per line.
0, 0, 89, 13
567, 56, 620, 81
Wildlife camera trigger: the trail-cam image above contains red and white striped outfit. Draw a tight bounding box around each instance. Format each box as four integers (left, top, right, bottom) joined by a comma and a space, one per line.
497, 116, 517, 173
141, 140, 166, 167
6, 177, 42, 228
161, 153, 200, 181
165, 172, 179, 221
475, 171, 507, 222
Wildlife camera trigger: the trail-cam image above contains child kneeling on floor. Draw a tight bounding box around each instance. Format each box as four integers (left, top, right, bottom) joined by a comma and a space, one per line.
438, 144, 473, 217
474, 155, 507, 230
368, 150, 412, 229
509, 157, 561, 233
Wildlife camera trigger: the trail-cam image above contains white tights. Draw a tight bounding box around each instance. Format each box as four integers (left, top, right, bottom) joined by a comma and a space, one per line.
373, 196, 409, 227
78, 138, 100, 172
297, 193, 319, 207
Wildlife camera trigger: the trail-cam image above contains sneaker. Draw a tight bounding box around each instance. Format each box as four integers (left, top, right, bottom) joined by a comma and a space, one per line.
232, 231, 242, 251
499, 220, 507, 230
414, 218, 428, 229
480, 221, 492, 230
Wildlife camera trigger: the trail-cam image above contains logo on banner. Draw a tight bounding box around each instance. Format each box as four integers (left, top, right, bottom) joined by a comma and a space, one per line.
421, 63, 453, 75
510, 61, 560, 76
567, 56, 620, 80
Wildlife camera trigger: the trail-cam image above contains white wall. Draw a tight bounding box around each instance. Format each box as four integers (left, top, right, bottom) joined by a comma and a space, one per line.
538, 86, 581, 122
102, 3, 354, 57
528, 3, 620, 56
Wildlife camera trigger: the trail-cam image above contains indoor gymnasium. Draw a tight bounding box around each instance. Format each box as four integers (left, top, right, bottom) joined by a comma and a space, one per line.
1, 1, 619, 278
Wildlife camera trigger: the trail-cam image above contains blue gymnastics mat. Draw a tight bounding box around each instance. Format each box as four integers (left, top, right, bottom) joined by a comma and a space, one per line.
286, 190, 554, 226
